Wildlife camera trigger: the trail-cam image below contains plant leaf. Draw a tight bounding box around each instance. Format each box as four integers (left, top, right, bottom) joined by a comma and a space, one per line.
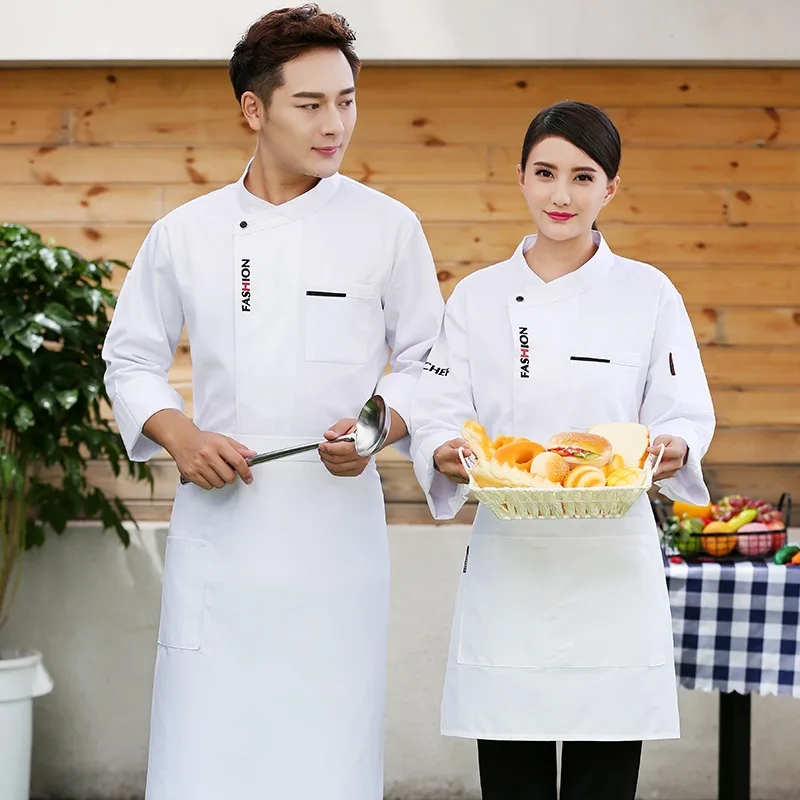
34, 389, 57, 413
55, 389, 80, 410
12, 348, 31, 368
1, 316, 27, 338
32, 312, 63, 335
43, 302, 78, 328
14, 327, 45, 353
25, 522, 46, 549
13, 404, 35, 430
38, 247, 59, 272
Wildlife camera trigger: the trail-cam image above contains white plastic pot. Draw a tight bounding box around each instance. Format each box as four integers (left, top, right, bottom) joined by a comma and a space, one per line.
0, 649, 54, 800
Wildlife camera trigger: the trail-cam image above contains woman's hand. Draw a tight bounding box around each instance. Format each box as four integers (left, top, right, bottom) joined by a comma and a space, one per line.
433, 439, 473, 485
649, 434, 689, 480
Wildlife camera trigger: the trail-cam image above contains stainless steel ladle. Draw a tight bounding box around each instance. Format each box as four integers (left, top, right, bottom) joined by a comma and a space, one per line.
179, 395, 391, 485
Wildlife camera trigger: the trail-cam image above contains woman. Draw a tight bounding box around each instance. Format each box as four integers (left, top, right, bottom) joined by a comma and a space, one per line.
409, 101, 715, 800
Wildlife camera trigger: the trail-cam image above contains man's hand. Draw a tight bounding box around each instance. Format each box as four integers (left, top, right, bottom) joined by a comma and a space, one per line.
433, 439, 473, 485
173, 430, 256, 490
319, 419, 370, 477
649, 434, 689, 481
144, 410, 256, 491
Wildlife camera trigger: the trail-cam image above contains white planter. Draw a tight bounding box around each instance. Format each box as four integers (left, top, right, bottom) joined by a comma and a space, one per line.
0, 649, 54, 800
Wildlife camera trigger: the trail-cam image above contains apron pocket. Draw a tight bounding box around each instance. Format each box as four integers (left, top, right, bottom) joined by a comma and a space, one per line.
457, 533, 667, 669
157, 537, 208, 651
305, 283, 374, 364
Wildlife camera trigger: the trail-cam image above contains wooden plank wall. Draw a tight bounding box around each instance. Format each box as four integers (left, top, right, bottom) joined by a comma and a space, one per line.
1, 67, 799, 524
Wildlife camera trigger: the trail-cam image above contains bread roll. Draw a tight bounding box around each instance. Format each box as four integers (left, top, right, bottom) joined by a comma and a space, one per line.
461, 420, 495, 463
530, 451, 571, 485
546, 431, 612, 468
494, 438, 546, 472
563, 465, 607, 488
588, 422, 650, 468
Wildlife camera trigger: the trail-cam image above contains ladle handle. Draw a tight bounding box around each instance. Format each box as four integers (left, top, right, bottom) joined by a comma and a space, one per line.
248, 439, 325, 466
178, 434, 356, 485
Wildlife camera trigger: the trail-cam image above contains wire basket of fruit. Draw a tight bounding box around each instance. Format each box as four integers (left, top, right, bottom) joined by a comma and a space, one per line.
458, 420, 663, 520
655, 493, 792, 563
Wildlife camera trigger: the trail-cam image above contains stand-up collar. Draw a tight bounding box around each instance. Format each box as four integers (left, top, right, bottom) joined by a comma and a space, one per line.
508, 231, 615, 306
234, 158, 342, 230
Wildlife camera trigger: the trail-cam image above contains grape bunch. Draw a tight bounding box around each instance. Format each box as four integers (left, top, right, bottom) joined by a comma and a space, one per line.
713, 495, 784, 524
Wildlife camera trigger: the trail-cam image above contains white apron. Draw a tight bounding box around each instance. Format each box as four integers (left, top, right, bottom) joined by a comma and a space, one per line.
442, 501, 679, 741
146, 448, 389, 800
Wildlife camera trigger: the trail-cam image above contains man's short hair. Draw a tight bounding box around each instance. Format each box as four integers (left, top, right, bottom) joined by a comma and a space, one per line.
229, 4, 361, 105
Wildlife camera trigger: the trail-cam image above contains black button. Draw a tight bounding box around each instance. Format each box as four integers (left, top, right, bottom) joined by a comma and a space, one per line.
516, 295, 524, 302
239, 221, 247, 228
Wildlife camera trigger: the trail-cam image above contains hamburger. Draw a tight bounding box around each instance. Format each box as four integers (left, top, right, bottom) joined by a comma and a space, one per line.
546, 431, 613, 468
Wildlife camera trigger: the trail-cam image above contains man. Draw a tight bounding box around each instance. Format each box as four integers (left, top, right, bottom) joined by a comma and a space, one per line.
102, 6, 444, 798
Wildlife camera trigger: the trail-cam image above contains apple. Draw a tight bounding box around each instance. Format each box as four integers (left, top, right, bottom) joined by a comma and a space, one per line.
736, 522, 773, 557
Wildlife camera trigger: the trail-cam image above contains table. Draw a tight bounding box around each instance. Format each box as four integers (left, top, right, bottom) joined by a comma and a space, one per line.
665, 559, 800, 800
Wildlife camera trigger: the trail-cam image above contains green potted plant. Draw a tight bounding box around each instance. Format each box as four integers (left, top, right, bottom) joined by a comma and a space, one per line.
0, 223, 153, 800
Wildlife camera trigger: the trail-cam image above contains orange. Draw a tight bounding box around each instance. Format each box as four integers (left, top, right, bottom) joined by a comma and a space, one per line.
673, 500, 713, 519
701, 521, 737, 557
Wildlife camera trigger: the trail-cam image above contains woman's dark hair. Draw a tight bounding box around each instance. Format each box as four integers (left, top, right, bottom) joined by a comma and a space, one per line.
229, 4, 361, 105
520, 101, 622, 231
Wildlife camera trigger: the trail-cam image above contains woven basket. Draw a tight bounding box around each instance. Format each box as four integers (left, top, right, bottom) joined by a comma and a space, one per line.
459, 444, 665, 521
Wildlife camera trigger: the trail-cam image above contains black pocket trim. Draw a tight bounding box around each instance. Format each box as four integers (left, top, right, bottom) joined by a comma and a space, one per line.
570, 356, 611, 364
306, 290, 347, 298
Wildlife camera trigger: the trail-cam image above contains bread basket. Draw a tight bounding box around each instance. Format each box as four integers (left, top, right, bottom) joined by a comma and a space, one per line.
458, 444, 664, 521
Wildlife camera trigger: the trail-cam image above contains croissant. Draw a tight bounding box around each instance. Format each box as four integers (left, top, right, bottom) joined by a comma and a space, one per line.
471, 459, 539, 489
461, 420, 495, 464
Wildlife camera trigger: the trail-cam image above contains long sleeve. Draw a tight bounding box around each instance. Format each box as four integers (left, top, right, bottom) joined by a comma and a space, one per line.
375, 216, 445, 457
409, 282, 475, 520
640, 279, 716, 505
102, 220, 185, 462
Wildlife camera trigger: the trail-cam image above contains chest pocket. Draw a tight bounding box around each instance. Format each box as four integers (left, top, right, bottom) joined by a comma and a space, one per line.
567, 350, 644, 428
305, 282, 376, 365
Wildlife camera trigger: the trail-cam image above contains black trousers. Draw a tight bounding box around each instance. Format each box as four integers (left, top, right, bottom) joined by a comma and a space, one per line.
477, 739, 643, 800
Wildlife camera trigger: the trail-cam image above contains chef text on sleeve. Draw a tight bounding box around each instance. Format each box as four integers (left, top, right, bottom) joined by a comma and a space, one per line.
410, 282, 473, 519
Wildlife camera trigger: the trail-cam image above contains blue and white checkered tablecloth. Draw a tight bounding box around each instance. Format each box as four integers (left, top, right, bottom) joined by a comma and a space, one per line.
665, 560, 800, 697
